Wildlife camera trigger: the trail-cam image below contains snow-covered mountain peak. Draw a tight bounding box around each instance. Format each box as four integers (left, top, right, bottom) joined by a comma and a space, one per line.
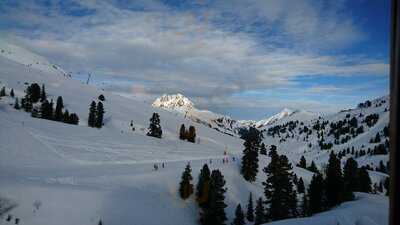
255, 108, 295, 127
152, 93, 195, 111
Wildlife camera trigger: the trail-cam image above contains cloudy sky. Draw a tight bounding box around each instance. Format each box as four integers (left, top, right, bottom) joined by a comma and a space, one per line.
0, 0, 390, 120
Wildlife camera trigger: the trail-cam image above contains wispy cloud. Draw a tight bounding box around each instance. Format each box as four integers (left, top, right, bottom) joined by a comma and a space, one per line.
0, 0, 389, 118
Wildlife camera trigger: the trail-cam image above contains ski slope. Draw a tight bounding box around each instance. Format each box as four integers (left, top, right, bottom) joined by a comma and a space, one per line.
0, 40, 389, 225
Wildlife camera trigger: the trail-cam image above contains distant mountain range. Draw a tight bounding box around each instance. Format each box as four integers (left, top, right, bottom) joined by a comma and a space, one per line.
152, 93, 318, 136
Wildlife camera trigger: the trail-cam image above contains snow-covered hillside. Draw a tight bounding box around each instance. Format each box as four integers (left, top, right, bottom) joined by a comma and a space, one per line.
0, 40, 69, 78
0, 40, 389, 225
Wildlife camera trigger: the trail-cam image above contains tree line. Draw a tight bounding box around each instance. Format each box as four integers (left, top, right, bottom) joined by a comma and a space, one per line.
12, 83, 79, 125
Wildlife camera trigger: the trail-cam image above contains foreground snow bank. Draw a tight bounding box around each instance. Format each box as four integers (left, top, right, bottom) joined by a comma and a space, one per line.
265, 193, 388, 225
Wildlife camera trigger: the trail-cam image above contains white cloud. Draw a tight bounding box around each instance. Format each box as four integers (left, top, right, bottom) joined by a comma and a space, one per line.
0, 0, 389, 117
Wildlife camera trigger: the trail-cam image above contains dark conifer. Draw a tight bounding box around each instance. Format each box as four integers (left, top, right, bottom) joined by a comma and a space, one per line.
54, 96, 64, 121
241, 127, 262, 182
307, 161, 319, 173
301, 192, 310, 217
260, 143, 267, 155
298, 156, 307, 169
40, 84, 46, 102
297, 177, 305, 194
147, 113, 162, 138
88, 101, 97, 127
246, 192, 254, 222
231, 204, 245, 225
308, 173, 324, 215
40, 100, 51, 119
187, 125, 196, 143
0, 87, 5, 96
14, 98, 20, 110
263, 152, 298, 221
98, 94, 105, 101
325, 151, 344, 208
254, 197, 266, 225
10, 88, 14, 98
343, 157, 358, 201
357, 167, 372, 193
24, 97, 32, 112
200, 170, 227, 225
29, 83, 41, 103
21, 98, 26, 109
196, 164, 211, 208
95, 101, 105, 128
179, 164, 194, 199
179, 124, 186, 140
384, 177, 389, 196
69, 113, 79, 125
63, 110, 70, 123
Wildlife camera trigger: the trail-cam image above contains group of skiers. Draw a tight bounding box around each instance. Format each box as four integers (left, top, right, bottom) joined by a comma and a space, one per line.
153, 162, 165, 171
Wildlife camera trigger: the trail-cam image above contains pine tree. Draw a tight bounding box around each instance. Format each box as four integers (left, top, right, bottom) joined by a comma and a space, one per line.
343, 157, 358, 201
147, 113, 162, 138
301, 192, 310, 217
63, 110, 70, 123
179, 124, 186, 140
297, 177, 305, 193
21, 98, 26, 109
260, 143, 267, 155
49, 99, 54, 118
14, 98, 20, 110
231, 204, 245, 225
0, 86, 6, 96
98, 94, 105, 101
200, 170, 227, 225
69, 113, 79, 125
241, 127, 262, 182
298, 156, 307, 169
10, 88, 14, 98
246, 192, 254, 222
96, 101, 105, 128
54, 96, 64, 121
378, 160, 387, 173
254, 197, 266, 225
263, 151, 298, 221
196, 164, 211, 208
187, 125, 196, 143
179, 164, 194, 199
325, 151, 344, 208
24, 97, 32, 112
31, 107, 39, 118
357, 167, 372, 193
88, 101, 97, 127
384, 177, 390, 196
308, 173, 325, 215
40, 84, 46, 102
29, 83, 41, 103
40, 100, 51, 119
307, 161, 319, 173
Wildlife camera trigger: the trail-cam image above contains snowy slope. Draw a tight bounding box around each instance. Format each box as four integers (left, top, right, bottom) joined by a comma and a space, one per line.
0, 40, 389, 225
0, 40, 69, 78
